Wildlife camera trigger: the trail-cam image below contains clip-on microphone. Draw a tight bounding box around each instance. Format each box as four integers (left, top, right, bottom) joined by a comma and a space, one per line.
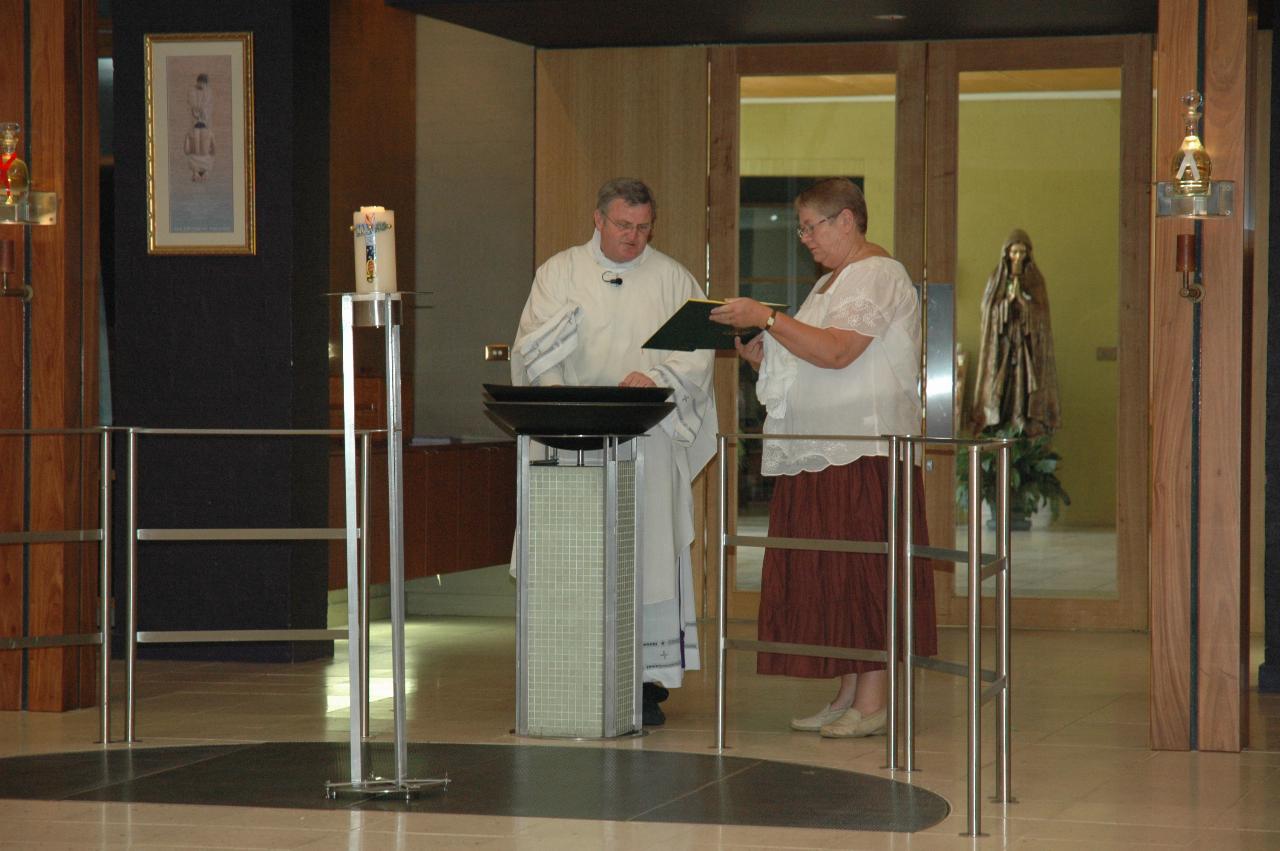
602, 271, 623, 286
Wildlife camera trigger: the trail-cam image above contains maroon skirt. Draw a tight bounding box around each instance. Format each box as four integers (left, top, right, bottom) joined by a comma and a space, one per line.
757, 455, 938, 678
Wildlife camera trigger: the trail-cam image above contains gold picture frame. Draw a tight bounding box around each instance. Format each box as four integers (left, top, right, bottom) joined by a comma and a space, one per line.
145, 32, 255, 255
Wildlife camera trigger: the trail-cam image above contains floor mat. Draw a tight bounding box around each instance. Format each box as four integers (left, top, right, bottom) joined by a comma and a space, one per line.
0, 741, 950, 832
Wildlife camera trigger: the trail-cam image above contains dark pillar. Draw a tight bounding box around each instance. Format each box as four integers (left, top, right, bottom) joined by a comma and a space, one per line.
110, 0, 331, 662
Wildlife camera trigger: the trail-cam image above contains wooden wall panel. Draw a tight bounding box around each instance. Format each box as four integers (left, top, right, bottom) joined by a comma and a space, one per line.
1117, 36, 1153, 636
707, 47, 738, 620
329, 0, 416, 384
26, 0, 94, 712
534, 47, 708, 279
76, 0, 101, 712
950, 35, 1135, 70
0, 0, 25, 711
1248, 32, 1271, 641
925, 43, 961, 622
893, 43, 927, 283
1198, 0, 1251, 752
733, 42, 898, 76
328, 443, 516, 589
1150, 0, 1199, 751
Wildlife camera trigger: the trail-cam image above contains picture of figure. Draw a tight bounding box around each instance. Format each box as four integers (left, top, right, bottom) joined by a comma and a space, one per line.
183, 73, 215, 182
164, 53, 234, 234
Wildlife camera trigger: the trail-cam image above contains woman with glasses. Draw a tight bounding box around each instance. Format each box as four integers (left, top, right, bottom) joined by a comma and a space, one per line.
710, 177, 936, 738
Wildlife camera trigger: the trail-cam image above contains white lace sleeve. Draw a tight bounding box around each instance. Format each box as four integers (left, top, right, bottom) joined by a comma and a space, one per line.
826, 295, 890, 337
755, 333, 797, 417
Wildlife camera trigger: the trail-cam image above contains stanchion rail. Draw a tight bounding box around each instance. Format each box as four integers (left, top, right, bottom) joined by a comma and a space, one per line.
0, 425, 378, 746
714, 431, 1014, 839
122, 426, 376, 744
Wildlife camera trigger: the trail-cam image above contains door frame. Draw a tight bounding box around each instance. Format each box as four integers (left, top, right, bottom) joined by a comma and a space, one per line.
926, 36, 1151, 630
708, 41, 926, 621
707, 35, 1151, 630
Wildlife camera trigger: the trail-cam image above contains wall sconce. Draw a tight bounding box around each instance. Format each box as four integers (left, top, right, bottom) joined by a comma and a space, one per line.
0, 121, 58, 225
1175, 233, 1203, 303
0, 239, 30, 302
1155, 91, 1234, 218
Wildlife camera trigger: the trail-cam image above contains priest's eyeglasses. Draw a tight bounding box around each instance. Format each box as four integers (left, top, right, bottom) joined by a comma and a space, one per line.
796, 214, 837, 239
607, 216, 653, 235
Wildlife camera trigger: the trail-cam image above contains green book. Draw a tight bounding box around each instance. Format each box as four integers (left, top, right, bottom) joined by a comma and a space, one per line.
642, 298, 787, 351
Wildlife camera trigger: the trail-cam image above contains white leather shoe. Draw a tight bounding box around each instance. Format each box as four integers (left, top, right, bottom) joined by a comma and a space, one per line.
790, 704, 855, 732
821, 707, 887, 738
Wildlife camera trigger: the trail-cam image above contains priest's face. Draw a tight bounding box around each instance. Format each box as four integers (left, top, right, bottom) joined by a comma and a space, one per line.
594, 199, 654, 264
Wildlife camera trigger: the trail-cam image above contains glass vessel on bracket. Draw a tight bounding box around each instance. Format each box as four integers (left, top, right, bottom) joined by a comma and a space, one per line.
0, 123, 28, 206
1171, 91, 1211, 196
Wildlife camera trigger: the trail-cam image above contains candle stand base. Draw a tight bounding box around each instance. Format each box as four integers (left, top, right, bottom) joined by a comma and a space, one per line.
324, 776, 450, 802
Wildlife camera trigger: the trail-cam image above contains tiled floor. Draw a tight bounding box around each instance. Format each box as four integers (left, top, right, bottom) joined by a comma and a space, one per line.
2, 617, 1279, 849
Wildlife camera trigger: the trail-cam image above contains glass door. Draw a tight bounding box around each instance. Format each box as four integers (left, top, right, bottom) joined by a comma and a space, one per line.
708, 37, 1150, 629
927, 39, 1151, 630
708, 45, 925, 620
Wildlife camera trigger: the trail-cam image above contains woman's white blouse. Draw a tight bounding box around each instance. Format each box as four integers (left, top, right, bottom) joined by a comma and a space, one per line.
756, 256, 922, 477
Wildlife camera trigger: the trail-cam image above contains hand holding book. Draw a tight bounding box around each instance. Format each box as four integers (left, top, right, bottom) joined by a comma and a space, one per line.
708, 297, 776, 331
642, 298, 787, 351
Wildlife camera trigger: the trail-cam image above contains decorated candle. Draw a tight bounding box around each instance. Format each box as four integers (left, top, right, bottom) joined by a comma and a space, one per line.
351, 206, 397, 293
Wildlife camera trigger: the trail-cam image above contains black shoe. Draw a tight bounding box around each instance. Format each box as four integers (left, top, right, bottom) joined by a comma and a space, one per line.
642, 698, 666, 726
643, 682, 670, 704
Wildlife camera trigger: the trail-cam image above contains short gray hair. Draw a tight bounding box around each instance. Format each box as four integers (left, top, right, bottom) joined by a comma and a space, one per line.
795, 178, 867, 235
596, 178, 656, 218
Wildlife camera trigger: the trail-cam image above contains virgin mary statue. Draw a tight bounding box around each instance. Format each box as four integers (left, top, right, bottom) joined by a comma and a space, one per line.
971, 229, 1061, 437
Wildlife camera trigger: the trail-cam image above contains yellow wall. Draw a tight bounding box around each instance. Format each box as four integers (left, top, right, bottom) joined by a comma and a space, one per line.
957, 98, 1120, 527
741, 95, 1121, 527
740, 101, 896, 254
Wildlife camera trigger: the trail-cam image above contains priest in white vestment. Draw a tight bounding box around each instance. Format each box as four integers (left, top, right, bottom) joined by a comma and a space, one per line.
511, 178, 717, 723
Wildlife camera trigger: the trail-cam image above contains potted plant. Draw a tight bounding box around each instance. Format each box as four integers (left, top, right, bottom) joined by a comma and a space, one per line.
955, 427, 1071, 530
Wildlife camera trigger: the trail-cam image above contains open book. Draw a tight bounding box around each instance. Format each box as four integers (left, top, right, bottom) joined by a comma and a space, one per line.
642, 298, 787, 351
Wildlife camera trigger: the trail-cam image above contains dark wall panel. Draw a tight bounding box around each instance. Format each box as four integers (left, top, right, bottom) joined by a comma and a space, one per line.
111, 0, 330, 661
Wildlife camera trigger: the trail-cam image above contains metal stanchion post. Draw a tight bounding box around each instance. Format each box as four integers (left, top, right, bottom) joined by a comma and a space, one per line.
715, 435, 728, 752
601, 436, 619, 736
632, 437, 645, 732
339, 295, 365, 785
515, 434, 529, 736
994, 441, 1015, 804
964, 443, 984, 837
902, 438, 916, 772
384, 298, 410, 787
884, 436, 900, 770
359, 431, 371, 741
98, 428, 111, 745
125, 428, 138, 743
328, 292, 444, 800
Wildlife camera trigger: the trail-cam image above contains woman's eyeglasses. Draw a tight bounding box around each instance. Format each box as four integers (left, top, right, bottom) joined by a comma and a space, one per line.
796, 214, 837, 239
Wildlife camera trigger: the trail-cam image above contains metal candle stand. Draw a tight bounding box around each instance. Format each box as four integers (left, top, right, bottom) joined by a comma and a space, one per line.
325, 291, 448, 800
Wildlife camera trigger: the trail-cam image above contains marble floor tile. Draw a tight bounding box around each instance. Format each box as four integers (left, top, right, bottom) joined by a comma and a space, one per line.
0, 618, 1277, 850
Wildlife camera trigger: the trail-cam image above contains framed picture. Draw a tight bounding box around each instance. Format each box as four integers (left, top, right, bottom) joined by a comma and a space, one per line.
145, 32, 255, 255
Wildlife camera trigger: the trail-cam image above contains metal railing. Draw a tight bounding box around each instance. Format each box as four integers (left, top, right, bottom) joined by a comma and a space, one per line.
0, 425, 376, 744
715, 431, 1014, 838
